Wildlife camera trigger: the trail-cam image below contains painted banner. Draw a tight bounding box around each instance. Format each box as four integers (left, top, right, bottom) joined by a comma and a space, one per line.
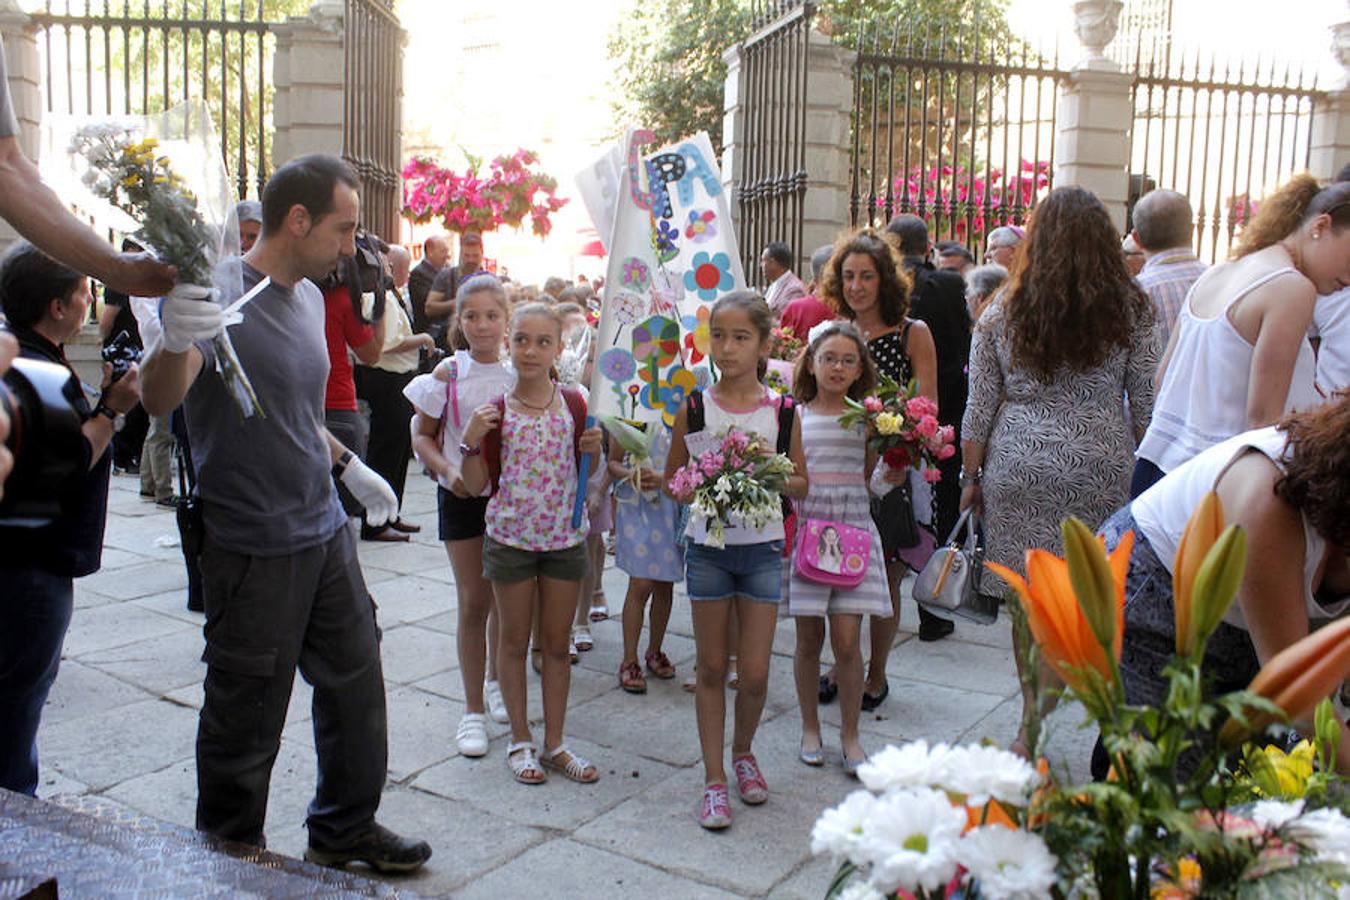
582, 129, 746, 429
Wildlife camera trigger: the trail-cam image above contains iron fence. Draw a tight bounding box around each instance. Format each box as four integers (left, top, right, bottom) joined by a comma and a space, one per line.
848, 19, 1066, 256
1127, 46, 1324, 262
736, 0, 813, 286
30, 0, 285, 201
343, 0, 402, 244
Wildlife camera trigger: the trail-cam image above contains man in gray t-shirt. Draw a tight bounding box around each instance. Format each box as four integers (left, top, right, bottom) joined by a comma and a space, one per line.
139, 155, 431, 872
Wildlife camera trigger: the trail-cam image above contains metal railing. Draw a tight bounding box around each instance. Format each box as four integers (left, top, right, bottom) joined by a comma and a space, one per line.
343, 0, 402, 243
1127, 46, 1324, 262
736, 1, 813, 285
848, 19, 1065, 255
30, 0, 282, 201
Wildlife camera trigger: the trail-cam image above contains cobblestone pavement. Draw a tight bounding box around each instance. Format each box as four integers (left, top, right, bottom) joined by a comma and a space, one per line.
40, 464, 1094, 898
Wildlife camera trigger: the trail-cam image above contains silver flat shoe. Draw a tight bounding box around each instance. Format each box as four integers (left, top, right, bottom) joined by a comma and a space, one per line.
842, 753, 868, 777
799, 740, 825, 767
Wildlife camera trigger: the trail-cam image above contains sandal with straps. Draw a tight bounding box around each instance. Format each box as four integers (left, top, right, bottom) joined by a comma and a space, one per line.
540, 743, 600, 784
506, 741, 546, 785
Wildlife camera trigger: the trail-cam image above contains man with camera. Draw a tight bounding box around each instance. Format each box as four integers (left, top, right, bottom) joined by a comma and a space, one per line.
0, 243, 142, 796
138, 154, 431, 871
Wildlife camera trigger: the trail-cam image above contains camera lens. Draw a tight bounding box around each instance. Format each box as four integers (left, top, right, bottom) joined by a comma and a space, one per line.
0, 358, 87, 526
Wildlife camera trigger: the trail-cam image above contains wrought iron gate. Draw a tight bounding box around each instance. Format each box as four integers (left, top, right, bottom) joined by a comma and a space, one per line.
29, 0, 405, 242
735, 1, 813, 286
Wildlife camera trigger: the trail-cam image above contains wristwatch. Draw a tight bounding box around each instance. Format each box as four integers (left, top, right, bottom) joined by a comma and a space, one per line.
458, 441, 482, 458
93, 402, 124, 432
331, 449, 355, 478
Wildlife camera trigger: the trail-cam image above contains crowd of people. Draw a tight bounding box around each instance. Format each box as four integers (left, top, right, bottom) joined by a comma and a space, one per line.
0, 140, 1347, 871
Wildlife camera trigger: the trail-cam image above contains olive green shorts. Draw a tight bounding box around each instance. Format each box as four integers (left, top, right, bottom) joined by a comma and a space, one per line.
481, 535, 589, 584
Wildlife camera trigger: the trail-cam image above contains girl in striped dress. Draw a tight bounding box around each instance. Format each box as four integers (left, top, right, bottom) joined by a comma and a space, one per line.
785, 321, 891, 775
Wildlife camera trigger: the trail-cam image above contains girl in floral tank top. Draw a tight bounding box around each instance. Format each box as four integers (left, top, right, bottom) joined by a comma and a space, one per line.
461, 303, 605, 788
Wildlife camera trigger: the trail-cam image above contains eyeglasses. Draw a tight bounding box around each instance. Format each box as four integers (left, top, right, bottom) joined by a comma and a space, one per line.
816, 352, 860, 369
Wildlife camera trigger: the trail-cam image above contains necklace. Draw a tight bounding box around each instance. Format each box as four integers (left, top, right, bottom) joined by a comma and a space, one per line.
511, 384, 556, 412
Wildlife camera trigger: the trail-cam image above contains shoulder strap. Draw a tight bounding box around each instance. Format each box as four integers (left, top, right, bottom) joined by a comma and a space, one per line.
561, 387, 587, 468
481, 395, 506, 494
775, 394, 795, 455
686, 389, 705, 433
900, 319, 913, 352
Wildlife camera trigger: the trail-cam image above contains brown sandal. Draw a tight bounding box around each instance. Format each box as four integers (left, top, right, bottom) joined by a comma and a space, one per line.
619, 660, 647, 694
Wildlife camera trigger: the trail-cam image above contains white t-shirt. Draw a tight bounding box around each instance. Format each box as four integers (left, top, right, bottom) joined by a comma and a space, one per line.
682, 388, 786, 546
1311, 287, 1350, 396
403, 350, 513, 495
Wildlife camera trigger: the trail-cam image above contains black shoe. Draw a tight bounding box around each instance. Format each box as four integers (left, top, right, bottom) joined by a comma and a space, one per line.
817, 675, 838, 705
305, 823, 432, 874
155, 496, 181, 509
918, 614, 955, 642
861, 680, 889, 712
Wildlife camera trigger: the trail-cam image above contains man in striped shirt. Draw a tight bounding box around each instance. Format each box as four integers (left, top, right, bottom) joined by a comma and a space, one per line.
1131, 189, 1208, 344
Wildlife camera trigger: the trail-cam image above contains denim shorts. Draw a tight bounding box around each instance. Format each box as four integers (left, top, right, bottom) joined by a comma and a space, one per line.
684, 540, 784, 604
482, 535, 589, 584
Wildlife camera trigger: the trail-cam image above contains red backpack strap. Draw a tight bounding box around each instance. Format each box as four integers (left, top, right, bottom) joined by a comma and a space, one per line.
560, 387, 587, 469
480, 394, 506, 494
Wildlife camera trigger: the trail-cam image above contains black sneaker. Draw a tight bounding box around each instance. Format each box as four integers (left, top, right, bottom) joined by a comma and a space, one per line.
304, 823, 432, 873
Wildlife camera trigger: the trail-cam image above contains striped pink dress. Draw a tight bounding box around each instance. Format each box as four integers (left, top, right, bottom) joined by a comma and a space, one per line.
782, 406, 892, 617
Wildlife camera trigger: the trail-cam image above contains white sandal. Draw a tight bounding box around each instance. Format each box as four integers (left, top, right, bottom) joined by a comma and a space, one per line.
540, 742, 599, 784
507, 741, 546, 785
456, 712, 488, 758
573, 625, 594, 652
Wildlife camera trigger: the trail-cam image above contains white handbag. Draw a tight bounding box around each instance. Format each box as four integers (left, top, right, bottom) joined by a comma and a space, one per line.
912, 508, 999, 625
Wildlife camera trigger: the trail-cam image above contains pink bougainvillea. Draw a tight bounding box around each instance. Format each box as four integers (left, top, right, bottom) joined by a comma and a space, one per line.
879, 158, 1052, 241
402, 148, 568, 237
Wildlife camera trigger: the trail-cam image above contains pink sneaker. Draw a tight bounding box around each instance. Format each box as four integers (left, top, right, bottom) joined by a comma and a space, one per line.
732, 753, 768, 805
699, 783, 732, 830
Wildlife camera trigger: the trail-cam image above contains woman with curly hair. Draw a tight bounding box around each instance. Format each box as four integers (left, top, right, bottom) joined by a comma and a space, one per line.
1134, 175, 1350, 497
960, 186, 1162, 755
818, 228, 937, 711
1101, 392, 1350, 776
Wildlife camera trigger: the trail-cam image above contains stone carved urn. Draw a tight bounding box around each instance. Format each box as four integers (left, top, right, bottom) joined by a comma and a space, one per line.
1072, 0, 1124, 70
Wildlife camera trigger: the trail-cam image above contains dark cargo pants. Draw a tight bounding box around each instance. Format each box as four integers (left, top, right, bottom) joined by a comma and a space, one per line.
195, 525, 386, 848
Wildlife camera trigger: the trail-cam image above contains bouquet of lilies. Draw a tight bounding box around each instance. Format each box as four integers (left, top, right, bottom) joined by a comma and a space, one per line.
812, 495, 1350, 899
668, 427, 794, 549
67, 108, 262, 418
838, 373, 955, 482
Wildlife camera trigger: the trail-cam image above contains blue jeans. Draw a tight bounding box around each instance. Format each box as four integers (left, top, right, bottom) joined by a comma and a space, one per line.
0, 566, 75, 795
685, 540, 784, 603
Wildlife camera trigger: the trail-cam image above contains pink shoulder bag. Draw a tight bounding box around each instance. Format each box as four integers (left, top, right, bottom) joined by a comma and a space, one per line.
793, 518, 871, 588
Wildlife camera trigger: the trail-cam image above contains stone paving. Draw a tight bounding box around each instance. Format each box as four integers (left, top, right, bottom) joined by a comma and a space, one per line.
39, 464, 1095, 898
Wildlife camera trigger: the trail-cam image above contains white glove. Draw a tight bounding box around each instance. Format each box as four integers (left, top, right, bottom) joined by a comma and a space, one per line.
339, 456, 398, 526
159, 283, 223, 353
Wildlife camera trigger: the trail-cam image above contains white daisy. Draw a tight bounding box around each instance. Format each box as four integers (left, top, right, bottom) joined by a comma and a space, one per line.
1250, 799, 1305, 831
811, 789, 877, 866
860, 787, 965, 895
941, 744, 1041, 806
857, 740, 955, 794
956, 826, 1059, 900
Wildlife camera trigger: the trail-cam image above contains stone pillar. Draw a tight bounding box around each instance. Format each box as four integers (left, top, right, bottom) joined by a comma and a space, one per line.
722, 26, 854, 273
1309, 19, 1350, 181
1054, 0, 1132, 232
271, 0, 345, 168
800, 30, 854, 262
0, 0, 41, 253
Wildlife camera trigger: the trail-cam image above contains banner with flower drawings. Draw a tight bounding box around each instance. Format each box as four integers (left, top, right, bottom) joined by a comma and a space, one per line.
584, 129, 745, 430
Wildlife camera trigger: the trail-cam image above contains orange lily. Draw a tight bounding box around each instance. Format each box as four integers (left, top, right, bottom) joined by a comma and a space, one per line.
1172, 492, 1247, 658
986, 520, 1133, 719
1172, 492, 1222, 656
1220, 617, 1350, 745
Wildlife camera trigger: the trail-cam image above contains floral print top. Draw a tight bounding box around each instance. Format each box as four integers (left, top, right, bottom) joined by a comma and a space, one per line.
485, 401, 588, 551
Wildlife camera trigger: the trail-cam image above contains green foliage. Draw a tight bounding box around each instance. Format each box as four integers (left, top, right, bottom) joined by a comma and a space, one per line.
606, 0, 1019, 157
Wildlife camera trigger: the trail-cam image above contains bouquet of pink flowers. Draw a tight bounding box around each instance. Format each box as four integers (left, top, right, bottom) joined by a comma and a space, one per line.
668, 428, 795, 548
838, 374, 956, 483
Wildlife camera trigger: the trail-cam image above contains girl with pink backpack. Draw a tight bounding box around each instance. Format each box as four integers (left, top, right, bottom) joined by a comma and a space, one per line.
784, 321, 891, 777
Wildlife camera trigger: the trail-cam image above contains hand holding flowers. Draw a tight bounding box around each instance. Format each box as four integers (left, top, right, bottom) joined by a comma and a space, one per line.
839, 375, 955, 485
668, 427, 794, 548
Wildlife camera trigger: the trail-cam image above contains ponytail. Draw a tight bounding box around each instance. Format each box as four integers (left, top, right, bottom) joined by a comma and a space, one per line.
1234, 174, 1325, 258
